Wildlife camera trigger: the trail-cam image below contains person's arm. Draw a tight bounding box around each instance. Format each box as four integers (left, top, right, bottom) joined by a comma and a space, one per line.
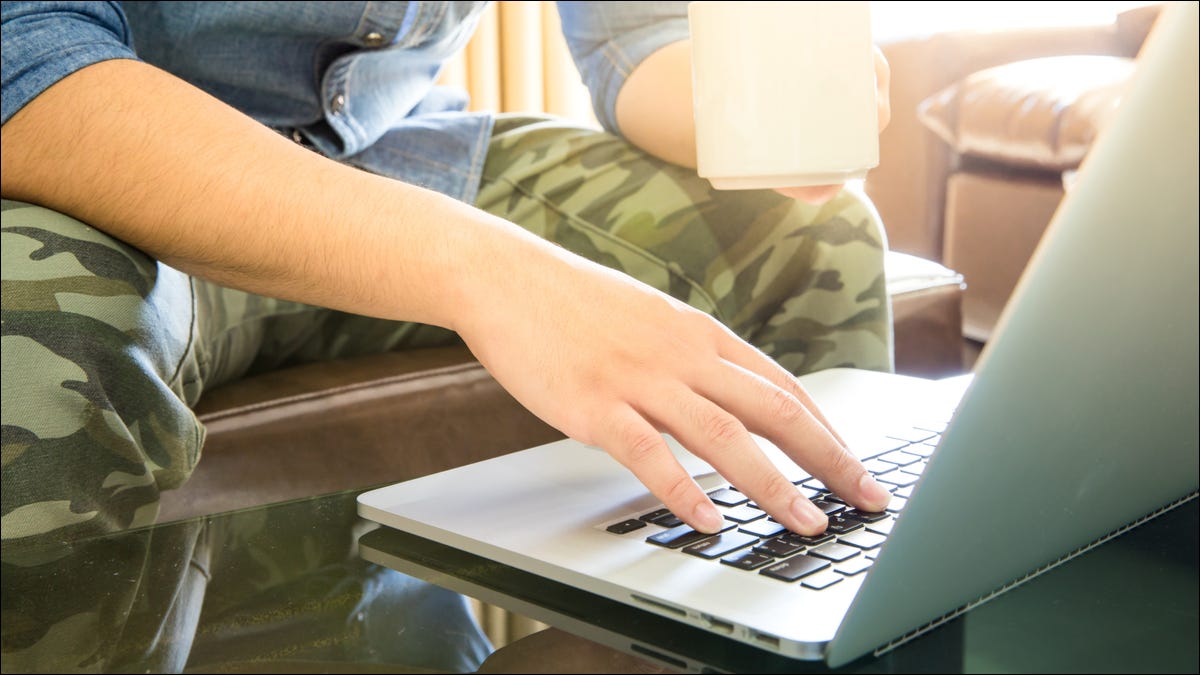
615, 40, 892, 205
556, 2, 891, 204
3, 7, 889, 536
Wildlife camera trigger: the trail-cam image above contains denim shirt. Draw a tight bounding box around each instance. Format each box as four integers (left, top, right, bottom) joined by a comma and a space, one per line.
1, 1, 688, 203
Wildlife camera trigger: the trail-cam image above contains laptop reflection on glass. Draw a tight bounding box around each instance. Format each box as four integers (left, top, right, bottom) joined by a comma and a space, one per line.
358, 3, 1199, 667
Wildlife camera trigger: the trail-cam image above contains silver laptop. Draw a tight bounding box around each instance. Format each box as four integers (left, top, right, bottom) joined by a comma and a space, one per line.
359, 3, 1199, 667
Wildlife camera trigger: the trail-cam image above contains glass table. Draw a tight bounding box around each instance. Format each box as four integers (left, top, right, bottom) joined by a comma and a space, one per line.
3, 488, 1196, 673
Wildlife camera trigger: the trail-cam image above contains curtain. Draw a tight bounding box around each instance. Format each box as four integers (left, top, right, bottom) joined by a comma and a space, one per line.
438, 2, 599, 125
445, 2, 590, 645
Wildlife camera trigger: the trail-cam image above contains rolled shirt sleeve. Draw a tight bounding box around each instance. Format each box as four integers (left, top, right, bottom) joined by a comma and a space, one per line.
2, 1, 139, 125
555, 1, 688, 137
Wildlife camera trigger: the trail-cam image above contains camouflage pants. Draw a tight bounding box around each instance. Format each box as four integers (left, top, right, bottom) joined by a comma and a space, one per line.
1, 114, 892, 543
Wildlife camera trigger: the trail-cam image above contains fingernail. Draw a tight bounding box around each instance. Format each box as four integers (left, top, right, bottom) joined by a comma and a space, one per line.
693, 503, 725, 534
791, 497, 827, 533
859, 472, 892, 510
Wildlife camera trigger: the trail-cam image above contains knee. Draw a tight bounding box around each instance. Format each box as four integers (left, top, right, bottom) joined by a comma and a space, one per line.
824, 187, 888, 249
2, 200, 196, 390
2, 201, 202, 538
777, 187, 889, 253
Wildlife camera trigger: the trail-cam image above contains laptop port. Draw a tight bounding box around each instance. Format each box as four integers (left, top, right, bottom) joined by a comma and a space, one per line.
753, 631, 781, 649
631, 594, 687, 618
701, 614, 735, 635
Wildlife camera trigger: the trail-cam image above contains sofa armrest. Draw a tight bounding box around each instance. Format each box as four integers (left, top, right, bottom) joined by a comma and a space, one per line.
867, 20, 1133, 262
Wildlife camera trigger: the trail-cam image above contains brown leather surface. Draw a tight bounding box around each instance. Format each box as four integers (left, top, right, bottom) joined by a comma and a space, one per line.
158, 347, 563, 523
918, 55, 1134, 171
866, 21, 1132, 261
943, 171, 1064, 342
892, 282, 965, 379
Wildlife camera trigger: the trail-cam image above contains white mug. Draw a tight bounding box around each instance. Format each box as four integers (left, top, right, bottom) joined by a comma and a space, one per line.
689, 1, 879, 190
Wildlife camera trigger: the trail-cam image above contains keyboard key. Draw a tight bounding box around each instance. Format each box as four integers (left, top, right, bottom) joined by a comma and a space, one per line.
722, 504, 766, 523
842, 509, 889, 523
838, 529, 887, 550
801, 477, 828, 491
739, 519, 787, 538
824, 515, 863, 535
759, 555, 829, 582
754, 537, 804, 558
863, 458, 895, 475
721, 550, 775, 571
780, 531, 835, 547
908, 443, 936, 458
801, 570, 844, 590
878, 450, 922, 466
651, 513, 684, 528
639, 508, 672, 523
684, 531, 759, 559
895, 485, 915, 499
886, 428, 937, 444
861, 437, 911, 456
811, 499, 845, 516
900, 461, 927, 477
886, 495, 908, 513
865, 518, 895, 535
876, 470, 919, 487
647, 522, 732, 549
808, 542, 861, 562
835, 557, 874, 576
606, 519, 647, 535
708, 487, 748, 507
796, 486, 821, 500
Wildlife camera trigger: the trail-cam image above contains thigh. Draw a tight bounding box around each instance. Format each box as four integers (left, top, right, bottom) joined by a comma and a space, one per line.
2, 199, 207, 537
476, 116, 893, 375
0, 201, 330, 539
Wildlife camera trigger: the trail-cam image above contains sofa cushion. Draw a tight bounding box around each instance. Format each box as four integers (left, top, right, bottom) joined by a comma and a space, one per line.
158, 347, 563, 523
917, 55, 1136, 171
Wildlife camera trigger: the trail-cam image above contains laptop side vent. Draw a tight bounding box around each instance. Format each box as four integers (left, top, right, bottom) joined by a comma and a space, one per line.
872, 492, 1199, 658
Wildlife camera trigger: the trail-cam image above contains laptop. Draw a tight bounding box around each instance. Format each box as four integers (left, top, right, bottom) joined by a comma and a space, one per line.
358, 2, 1199, 667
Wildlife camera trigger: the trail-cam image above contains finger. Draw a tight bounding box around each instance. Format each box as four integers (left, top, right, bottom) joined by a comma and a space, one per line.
713, 325, 849, 448
774, 184, 843, 205
596, 404, 725, 534
873, 45, 892, 132
698, 359, 892, 514
641, 386, 829, 535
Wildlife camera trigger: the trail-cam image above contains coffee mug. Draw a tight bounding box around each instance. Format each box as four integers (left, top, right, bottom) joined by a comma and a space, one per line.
689, 1, 879, 190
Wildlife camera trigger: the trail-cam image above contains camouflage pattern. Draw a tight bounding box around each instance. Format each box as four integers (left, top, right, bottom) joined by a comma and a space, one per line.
480, 115, 893, 375
1, 115, 891, 546
1, 491, 491, 671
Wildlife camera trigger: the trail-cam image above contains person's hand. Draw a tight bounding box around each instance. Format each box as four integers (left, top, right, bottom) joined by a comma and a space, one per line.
453, 230, 892, 536
775, 45, 893, 205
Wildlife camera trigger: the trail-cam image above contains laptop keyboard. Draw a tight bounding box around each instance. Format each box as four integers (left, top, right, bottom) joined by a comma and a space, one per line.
604, 425, 944, 590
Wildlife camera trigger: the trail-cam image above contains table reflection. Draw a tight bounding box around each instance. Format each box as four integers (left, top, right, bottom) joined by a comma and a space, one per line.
3, 492, 1196, 673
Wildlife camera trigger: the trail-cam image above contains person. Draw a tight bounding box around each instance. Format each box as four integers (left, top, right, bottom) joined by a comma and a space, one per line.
0, 1, 895, 545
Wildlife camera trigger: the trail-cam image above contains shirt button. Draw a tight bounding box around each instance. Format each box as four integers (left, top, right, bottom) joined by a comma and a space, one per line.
330, 94, 346, 114
363, 31, 385, 47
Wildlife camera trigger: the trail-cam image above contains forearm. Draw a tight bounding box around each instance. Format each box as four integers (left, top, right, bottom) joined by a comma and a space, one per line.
0, 58, 550, 331
613, 40, 697, 169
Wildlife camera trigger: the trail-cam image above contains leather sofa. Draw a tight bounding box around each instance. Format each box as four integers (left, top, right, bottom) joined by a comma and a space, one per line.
864, 4, 1162, 341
